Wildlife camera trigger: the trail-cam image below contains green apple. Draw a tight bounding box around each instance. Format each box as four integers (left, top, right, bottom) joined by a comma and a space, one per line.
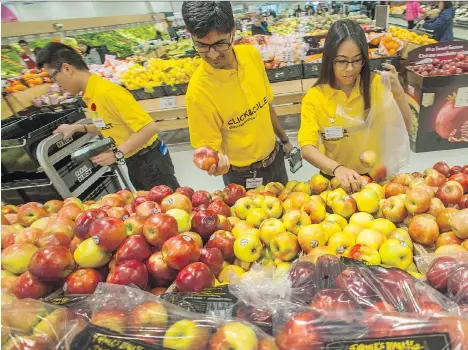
233, 234, 263, 263
74, 237, 112, 268
166, 209, 191, 233
163, 319, 210, 350
259, 218, 286, 245
379, 238, 413, 270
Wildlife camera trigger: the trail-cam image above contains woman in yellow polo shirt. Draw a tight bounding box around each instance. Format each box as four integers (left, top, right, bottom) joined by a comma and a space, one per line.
298, 19, 412, 193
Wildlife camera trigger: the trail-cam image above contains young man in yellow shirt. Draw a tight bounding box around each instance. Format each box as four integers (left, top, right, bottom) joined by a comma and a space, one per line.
36, 42, 180, 191
182, 1, 293, 188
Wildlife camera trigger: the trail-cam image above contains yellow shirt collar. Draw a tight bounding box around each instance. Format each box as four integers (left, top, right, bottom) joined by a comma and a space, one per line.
321, 76, 362, 101
82, 73, 99, 100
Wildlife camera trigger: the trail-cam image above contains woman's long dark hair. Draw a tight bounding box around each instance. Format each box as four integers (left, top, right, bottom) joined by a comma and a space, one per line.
315, 19, 371, 110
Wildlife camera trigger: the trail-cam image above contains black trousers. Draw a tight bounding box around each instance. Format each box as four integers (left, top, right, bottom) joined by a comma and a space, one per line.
222, 145, 289, 188
408, 21, 415, 29
125, 146, 180, 191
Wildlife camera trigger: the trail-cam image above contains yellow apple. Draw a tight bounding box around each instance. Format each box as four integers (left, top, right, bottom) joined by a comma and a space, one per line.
325, 214, 348, 230
218, 265, 245, 283
282, 209, 311, 235
233, 197, 257, 220
301, 199, 326, 224
292, 181, 312, 195
355, 228, 386, 250
330, 177, 341, 190
364, 183, 385, 200
406, 262, 418, 273
166, 209, 191, 233
387, 228, 413, 250
332, 195, 357, 219
320, 190, 330, 204
305, 246, 336, 262
326, 188, 347, 208
282, 192, 311, 212
163, 319, 210, 350
298, 224, 328, 253
434, 244, 467, 254
408, 271, 426, 280
270, 231, 299, 261
232, 220, 254, 239
265, 182, 284, 195
327, 231, 355, 255
286, 180, 298, 190
350, 212, 374, 227
74, 237, 112, 268
233, 258, 251, 271
320, 220, 342, 240
1, 243, 38, 274
348, 244, 381, 265
210, 322, 258, 350
343, 223, 363, 239
379, 238, 413, 269
243, 228, 260, 238
233, 234, 263, 263
274, 262, 291, 280
261, 196, 283, 218
309, 174, 330, 194
355, 189, 381, 214
368, 218, 396, 237
259, 218, 286, 245
245, 207, 268, 228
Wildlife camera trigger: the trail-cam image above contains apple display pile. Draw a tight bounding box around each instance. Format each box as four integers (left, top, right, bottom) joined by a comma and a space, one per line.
408, 54, 468, 77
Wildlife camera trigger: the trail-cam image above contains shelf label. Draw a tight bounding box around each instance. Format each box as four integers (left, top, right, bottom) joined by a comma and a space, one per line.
455, 87, 468, 107
160, 96, 176, 109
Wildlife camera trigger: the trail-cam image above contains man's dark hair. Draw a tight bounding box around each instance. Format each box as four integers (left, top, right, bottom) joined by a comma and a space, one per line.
18, 40, 27, 45
36, 42, 88, 70
182, 1, 234, 38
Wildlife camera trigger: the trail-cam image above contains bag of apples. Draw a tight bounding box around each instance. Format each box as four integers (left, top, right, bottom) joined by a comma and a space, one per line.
68, 282, 276, 349
415, 251, 468, 313
272, 303, 468, 350
335, 71, 410, 181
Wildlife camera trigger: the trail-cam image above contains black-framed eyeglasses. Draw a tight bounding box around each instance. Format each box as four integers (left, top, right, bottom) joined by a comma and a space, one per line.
333, 58, 365, 70
49, 66, 62, 81
192, 34, 234, 53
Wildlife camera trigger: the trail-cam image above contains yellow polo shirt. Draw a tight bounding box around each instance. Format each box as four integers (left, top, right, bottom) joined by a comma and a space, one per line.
82, 74, 158, 158
298, 75, 385, 175
186, 45, 276, 167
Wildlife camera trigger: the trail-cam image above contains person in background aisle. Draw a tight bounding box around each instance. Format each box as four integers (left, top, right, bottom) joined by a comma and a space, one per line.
167, 20, 179, 41
37, 42, 180, 191
78, 40, 102, 66
305, 5, 315, 16
294, 5, 304, 17
182, 1, 293, 188
155, 31, 164, 41
298, 20, 412, 194
406, 1, 423, 29
251, 15, 272, 36
422, 1, 455, 42
18, 40, 37, 69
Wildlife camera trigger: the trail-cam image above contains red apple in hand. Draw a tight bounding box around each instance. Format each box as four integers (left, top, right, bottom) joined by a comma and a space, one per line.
65, 268, 103, 294
143, 213, 178, 247
176, 186, 195, 200
124, 216, 146, 236
193, 146, 219, 171
199, 247, 224, 276
191, 210, 219, 239
89, 217, 126, 252
74, 209, 107, 240
28, 246, 75, 281
206, 230, 235, 260
161, 235, 200, 270
106, 259, 148, 290
427, 256, 458, 291
433, 161, 451, 177
207, 200, 231, 217
146, 251, 178, 285
436, 182, 463, 207
115, 235, 152, 263
192, 190, 212, 207
223, 184, 246, 206
176, 262, 215, 292
12, 271, 49, 299
149, 185, 173, 204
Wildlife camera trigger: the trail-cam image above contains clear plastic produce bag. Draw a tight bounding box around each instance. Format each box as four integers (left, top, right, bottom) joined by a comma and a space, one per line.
336, 72, 410, 180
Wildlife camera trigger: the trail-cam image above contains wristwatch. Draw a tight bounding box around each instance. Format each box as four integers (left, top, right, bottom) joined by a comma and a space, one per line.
113, 150, 125, 164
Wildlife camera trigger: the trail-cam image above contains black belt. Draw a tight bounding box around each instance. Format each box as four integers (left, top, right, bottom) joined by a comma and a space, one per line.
137, 138, 162, 156
231, 142, 280, 172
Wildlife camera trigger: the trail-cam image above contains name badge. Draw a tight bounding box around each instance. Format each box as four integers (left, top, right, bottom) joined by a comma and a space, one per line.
324, 126, 343, 139
93, 118, 106, 128
246, 177, 263, 189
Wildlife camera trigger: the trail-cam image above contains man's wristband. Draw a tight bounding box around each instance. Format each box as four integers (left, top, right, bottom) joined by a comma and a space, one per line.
82, 125, 87, 133
332, 164, 343, 176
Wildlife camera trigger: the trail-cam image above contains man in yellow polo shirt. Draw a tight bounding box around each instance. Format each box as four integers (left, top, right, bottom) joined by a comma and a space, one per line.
182, 1, 293, 188
36, 42, 180, 191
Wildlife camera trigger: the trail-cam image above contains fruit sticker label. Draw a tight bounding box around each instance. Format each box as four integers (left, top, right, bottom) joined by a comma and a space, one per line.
455, 87, 468, 107
324, 333, 451, 350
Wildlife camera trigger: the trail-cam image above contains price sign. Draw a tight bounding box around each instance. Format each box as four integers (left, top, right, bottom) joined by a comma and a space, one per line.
160, 96, 177, 109
455, 87, 468, 107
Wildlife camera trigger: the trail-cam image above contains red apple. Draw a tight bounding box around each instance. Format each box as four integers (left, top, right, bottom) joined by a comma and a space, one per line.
275, 311, 322, 350
57, 204, 83, 221
106, 259, 148, 289
149, 185, 173, 204
405, 188, 431, 214
176, 186, 195, 199
135, 201, 161, 218
74, 209, 108, 240
463, 165, 468, 175
70, 236, 82, 254
89, 217, 126, 252
192, 190, 212, 207
447, 264, 468, 303
101, 196, 125, 208
17, 203, 48, 227
223, 184, 246, 206
436, 231, 463, 248
12, 271, 49, 299
132, 196, 148, 212
161, 235, 200, 270
436, 182, 463, 207
311, 288, 357, 312
44, 200, 63, 214
91, 310, 127, 333
161, 193, 193, 213
65, 268, 103, 294
176, 262, 215, 292
115, 235, 152, 263
143, 213, 178, 247
460, 194, 468, 209
217, 215, 232, 231
1, 204, 18, 215
427, 256, 458, 291
124, 216, 146, 236
182, 231, 203, 249
436, 208, 459, 232
450, 166, 463, 177
433, 162, 451, 177
105, 206, 129, 220
409, 215, 440, 245
427, 197, 445, 217
335, 267, 375, 298
14, 227, 42, 245
116, 189, 134, 205
127, 301, 168, 330
206, 230, 235, 260
199, 247, 224, 276
35, 232, 71, 248
28, 246, 75, 281
193, 146, 219, 171
385, 182, 407, 198
146, 251, 178, 285
151, 287, 167, 296
191, 210, 219, 239
207, 200, 231, 217
4, 213, 18, 225
426, 170, 447, 187
449, 173, 468, 193
43, 217, 74, 238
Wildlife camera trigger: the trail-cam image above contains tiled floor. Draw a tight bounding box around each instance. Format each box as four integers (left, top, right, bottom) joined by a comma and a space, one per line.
167, 137, 468, 192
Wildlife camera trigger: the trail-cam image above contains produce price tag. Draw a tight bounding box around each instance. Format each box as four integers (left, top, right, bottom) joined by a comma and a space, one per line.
455, 87, 468, 107
160, 96, 177, 109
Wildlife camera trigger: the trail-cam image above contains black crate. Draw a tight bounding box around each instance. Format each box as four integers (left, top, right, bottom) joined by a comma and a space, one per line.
1, 109, 85, 175
80, 175, 121, 202
163, 84, 188, 96
267, 64, 303, 83
151, 86, 166, 99
1, 176, 61, 204
369, 55, 401, 71
303, 62, 322, 78
55, 156, 101, 193
129, 89, 153, 101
